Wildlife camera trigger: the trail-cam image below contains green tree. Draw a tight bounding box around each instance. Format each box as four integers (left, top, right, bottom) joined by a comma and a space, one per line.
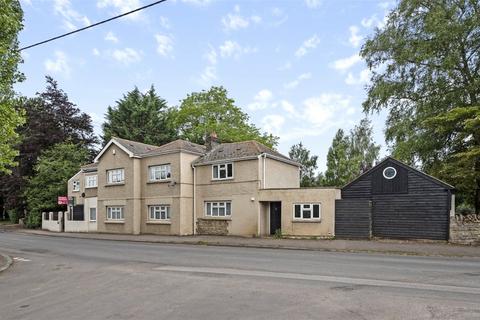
24, 143, 89, 227
0, 0, 25, 173
173, 86, 278, 148
324, 129, 352, 187
361, 0, 480, 211
1, 77, 97, 215
102, 86, 177, 146
324, 119, 380, 187
289, 142, 319, 187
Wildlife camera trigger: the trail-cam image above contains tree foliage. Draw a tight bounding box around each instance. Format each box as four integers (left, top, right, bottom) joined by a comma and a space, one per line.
24, 143, 89, 227
102, 86, 177, 146
0, 0, 25, 173
324, 119, 380, 187
173, 86, 278, 148
361, 0, 480, 211
289, 142, 319, 187
0, 77, 97, 213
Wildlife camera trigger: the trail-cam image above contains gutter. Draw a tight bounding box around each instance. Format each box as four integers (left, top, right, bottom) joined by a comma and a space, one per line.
192, 164, 196, 235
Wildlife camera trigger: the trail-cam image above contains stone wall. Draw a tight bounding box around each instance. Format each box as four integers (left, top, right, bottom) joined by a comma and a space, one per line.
196, 219, 229, 235
450, 214, 480, 245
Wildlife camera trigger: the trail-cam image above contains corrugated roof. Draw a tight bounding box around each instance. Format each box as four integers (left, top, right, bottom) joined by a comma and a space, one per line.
193, 140, 298, 166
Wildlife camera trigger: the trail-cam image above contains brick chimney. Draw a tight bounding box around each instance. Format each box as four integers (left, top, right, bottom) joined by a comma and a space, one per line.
206, 132, 219, 151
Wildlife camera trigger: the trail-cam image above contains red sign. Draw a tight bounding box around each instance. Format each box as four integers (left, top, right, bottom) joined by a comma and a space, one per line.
58, 196, 68, 205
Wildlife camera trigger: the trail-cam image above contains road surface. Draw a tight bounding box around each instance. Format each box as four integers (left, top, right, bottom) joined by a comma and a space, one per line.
1, 231, 479, 319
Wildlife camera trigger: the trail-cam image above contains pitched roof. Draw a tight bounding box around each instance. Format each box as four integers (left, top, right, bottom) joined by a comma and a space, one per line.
112, 137, 159, 155
193, 140, 300, 166
140, 139, 205, 156
81, 162, 98, 172
342, 156, 455, 190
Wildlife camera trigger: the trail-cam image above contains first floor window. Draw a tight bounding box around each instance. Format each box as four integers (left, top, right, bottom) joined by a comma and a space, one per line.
85, 175, 97, 188
72, 180, 80, 191
294, 204, 321, 220
107, 169, 124, 184
212, 163, 233, 180
89, 208, 97, 221
149, 164, 171, 181
149, 205, 171, 220
107, 206, 124, 220
205, 201, 231, 217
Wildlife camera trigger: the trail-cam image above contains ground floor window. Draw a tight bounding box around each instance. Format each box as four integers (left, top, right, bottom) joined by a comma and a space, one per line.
205, 201, 231, 217
107, 206, 124, 220
149, 205, 171, 220
89, 208, 97, 221
293, 203, 321, 220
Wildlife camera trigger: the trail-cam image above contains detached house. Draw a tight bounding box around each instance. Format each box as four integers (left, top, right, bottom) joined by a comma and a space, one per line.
66, 135, 340, 237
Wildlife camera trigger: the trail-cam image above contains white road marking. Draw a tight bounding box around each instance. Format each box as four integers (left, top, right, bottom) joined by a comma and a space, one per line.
13, 257, 31, 262
154, 266, 480, 295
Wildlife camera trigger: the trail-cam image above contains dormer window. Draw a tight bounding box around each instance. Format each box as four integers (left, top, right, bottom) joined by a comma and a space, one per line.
212, 163, 233, 180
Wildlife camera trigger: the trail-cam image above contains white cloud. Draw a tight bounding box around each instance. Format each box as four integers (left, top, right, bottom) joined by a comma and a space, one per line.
345, 68, 371, 85
54, 0, 90, 30
248, 89, 275, 110
348, 26, 363, 47
92, 48, 100, 56
44, 51, 71, 77
222, 5, 261, 31
111, 47, 142, 65
159, 16, 171, 29
97, 0, 142, 20
303, 93, 351, 127
204, 47, 217, 65
331, 54, 361, 72
271, 7, 288, 26
305, 0, 322, 9
155, 34, 174, 57
262, 114, 285, 136
280, 100, 296, 115
219, 40, 256, 58
105, 31, 119, 43
284, 72, 312, 89
295, 34, 320, 58
199, 65, 217, 86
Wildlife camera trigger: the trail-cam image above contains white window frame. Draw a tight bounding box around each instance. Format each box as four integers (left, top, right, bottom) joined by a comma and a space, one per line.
89, 207, 97, 222
148, 164, 171, 181
106, 206, 124, 221
107, 168, 124, 184
205, 201, 232, 217
383, 166, 397, 180
148, 205, 171, 221
72, 180, 80, 191
85, 175, 97, 188
212, 163, 233, 180
293, 203, 321, 221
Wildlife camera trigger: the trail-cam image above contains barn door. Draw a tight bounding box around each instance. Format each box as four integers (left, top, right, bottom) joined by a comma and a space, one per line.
335, 199, 372, 239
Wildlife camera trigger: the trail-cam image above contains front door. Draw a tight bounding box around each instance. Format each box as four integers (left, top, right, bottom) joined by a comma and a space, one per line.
270, 202, 281, 235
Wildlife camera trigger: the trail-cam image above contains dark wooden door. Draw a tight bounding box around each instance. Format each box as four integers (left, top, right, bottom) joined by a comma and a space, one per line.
270, 202, 281, 235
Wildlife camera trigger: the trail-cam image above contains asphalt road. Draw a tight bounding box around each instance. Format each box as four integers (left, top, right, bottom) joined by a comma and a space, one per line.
1, 231, 479, 320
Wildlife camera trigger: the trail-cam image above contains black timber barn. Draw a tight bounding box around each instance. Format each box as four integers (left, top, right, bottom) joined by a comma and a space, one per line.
335, 157, 455, 240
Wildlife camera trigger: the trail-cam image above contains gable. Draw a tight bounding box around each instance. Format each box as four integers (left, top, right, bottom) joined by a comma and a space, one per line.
94, 139, 134, 162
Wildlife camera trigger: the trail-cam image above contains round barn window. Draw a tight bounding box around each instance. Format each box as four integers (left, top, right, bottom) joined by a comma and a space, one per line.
383, 167, 397, 179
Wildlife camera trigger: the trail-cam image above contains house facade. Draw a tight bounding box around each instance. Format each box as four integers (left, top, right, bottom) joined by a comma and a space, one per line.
66, 136, 339, 237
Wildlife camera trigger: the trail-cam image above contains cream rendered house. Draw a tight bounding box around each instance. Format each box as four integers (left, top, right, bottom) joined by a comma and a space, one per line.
66, 136, 340, 237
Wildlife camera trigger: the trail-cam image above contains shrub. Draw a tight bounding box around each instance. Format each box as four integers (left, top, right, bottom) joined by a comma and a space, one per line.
273, 228, 283, 239
7, 209, 18, 224
26, 211, 41, 228
457, 204, 475, 216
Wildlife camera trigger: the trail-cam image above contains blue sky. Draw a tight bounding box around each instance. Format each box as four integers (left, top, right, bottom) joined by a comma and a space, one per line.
16, 0, 392, 171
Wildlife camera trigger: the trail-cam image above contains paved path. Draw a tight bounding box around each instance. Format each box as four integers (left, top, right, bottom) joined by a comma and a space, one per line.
1, 231, 480, 319
13, 227, 480, 257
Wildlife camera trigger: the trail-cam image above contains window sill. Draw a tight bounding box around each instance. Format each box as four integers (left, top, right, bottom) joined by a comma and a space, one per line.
146, 220, 171, 225
105, 220, 125, 224
105, 183, 125, 187
201, 217, 232, 221
146, 180, 171, 184
292, 219, 322, 223
72, 190, 80, 192
85, 186, 97, 189
89, 220, 97, 223
211, 178, 234, 182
